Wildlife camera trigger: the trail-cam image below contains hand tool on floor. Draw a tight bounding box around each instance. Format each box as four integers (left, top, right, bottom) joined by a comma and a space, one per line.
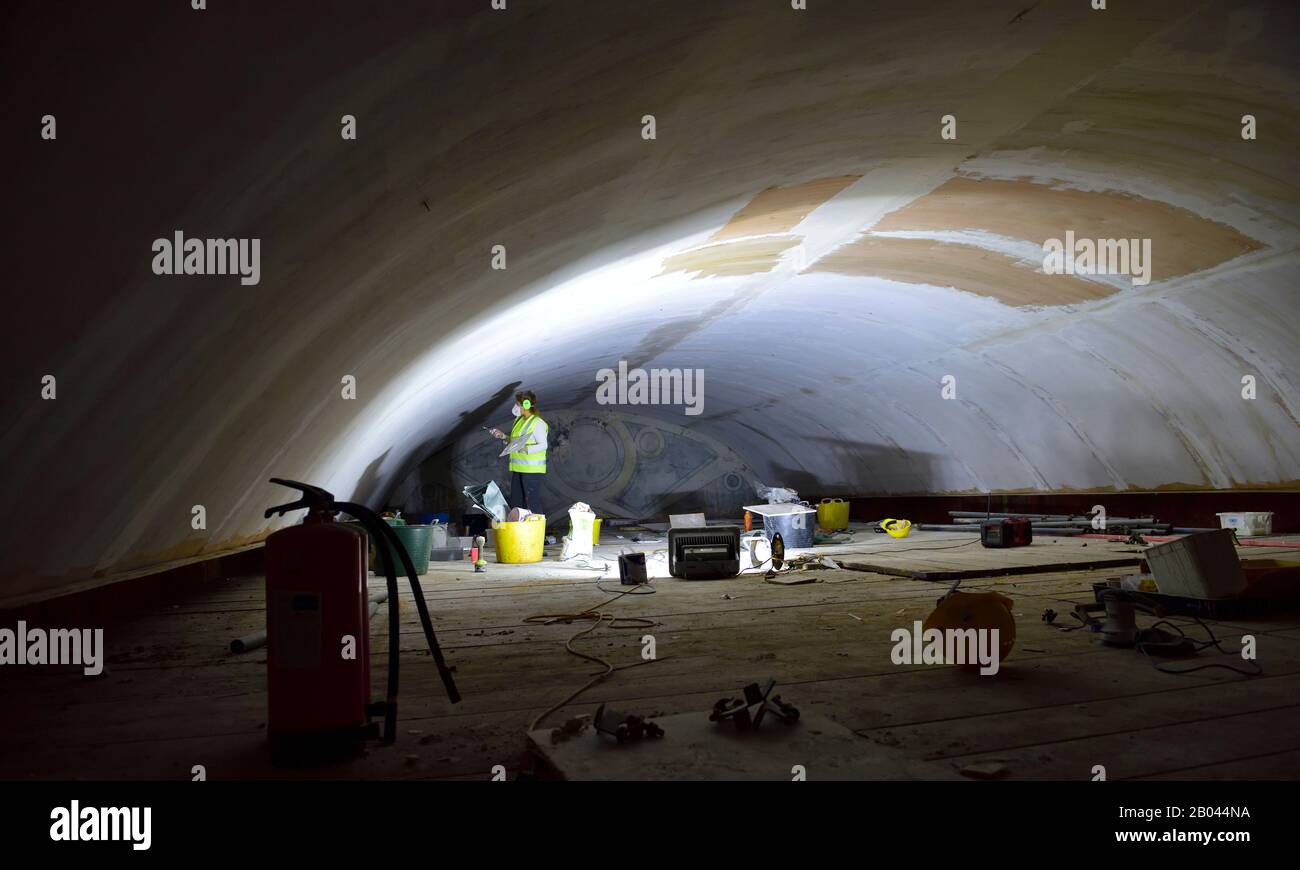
593, 703, 664, 743
709, 678, 800, 731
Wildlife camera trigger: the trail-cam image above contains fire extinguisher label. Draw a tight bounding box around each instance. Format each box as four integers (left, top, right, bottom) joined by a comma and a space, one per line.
272, 591, 322, 669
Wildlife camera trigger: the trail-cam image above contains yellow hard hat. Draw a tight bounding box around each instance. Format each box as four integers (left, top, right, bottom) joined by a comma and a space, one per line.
881, 518, 912, 539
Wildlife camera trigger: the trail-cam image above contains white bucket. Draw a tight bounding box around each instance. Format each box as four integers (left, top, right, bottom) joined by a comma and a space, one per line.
1216, 512, 1273, 537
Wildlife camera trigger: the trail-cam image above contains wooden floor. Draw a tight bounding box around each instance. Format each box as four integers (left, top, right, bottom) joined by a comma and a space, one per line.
4, 530, 1300, 781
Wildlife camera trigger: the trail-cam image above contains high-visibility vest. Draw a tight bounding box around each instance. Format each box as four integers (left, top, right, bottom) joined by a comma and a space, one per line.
509, 414, 547, 474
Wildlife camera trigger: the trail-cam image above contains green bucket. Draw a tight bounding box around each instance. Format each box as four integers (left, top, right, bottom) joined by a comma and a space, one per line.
350, 518, 431, 577
374, 524, 432, 576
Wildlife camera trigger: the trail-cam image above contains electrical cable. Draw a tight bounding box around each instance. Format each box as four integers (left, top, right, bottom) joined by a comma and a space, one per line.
560, 556, 613, 571
1093, 587, 1263, 677
839, 537, 982, 557
738, 534, 981, 583
523, 588, 665, 731
596, 581, 656, 596
1134, 615, 1263, 676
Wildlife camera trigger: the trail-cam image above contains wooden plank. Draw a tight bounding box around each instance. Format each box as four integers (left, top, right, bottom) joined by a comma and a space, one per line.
841, 555, 1141, 581
855, 673, 1300, 765
1138, 747, 1300, 780
918, 705, 1300, 780
11, 593, 1294, 761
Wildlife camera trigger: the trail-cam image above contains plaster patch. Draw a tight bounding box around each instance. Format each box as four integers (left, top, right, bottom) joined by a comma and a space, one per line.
710, 175, 859, 241
809, 236, 1115, 307
659, 235, 802, 278
873, 177, 1263, 281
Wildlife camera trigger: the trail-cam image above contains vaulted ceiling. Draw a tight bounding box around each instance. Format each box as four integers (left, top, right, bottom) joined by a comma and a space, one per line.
2, 0, 1297, 605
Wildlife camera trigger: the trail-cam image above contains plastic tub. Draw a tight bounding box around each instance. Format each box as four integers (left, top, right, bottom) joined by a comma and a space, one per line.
817, 498, 850, 530
494, 514, 547, 563
1146, 529, 1246, 599
371, 524, 433, 576
1217, 512, 1273, 537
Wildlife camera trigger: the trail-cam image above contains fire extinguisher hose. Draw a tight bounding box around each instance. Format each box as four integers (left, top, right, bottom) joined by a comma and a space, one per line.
337, 501, 462, 744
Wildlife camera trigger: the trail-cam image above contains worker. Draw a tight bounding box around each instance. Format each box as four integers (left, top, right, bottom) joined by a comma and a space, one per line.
489, 390, 548, 517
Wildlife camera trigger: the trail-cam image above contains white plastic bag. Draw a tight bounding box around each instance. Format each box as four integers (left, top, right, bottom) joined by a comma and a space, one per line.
755, 482, 800, 504
566, 504, 596, 558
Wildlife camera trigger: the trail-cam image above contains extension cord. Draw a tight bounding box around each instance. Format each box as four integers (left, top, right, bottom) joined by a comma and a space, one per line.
1136, 627, 1196, 657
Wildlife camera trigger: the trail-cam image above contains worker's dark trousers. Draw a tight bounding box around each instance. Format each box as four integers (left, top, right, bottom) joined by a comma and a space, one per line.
510, 471, 544, 518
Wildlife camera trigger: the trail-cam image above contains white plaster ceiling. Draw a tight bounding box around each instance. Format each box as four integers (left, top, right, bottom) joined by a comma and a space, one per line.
1, 0, 1296, 604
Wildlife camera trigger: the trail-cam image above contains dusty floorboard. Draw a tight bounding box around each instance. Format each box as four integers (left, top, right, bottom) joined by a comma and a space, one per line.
2, 532, 1298, 781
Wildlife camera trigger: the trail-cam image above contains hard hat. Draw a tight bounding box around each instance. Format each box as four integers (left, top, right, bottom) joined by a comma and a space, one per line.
881, 518, 912, 538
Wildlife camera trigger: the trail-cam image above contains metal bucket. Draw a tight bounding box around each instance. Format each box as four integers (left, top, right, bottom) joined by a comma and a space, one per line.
760, 508, 816, 549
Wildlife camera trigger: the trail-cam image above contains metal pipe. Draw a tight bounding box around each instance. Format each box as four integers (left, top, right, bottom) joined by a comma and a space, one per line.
948, 519, 1169, 530
948, 511, 1158, 523
915, 522, 1086, 536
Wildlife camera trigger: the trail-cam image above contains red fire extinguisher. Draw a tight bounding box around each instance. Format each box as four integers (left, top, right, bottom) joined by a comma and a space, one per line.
263, 479, 460, 764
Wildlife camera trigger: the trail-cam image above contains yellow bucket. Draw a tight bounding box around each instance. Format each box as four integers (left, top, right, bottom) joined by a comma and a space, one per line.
494, 514, 546, 563
817, 498, 850, 530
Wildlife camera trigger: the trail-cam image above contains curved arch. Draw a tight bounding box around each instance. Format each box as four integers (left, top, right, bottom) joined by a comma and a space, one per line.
2, 0, 1297, 606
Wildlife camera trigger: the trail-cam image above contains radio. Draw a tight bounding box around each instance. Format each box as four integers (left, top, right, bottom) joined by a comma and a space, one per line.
980, 517, 1033, 548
